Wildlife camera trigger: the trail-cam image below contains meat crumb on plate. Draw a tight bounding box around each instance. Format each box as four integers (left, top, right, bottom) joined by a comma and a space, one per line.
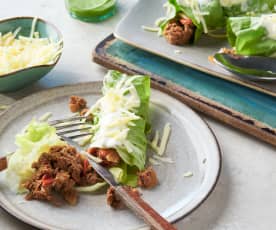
137, 167, 158, 189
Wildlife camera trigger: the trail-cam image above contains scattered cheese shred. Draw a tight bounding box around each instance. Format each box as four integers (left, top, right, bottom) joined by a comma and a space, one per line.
183, 171, 193, 177
149, 157, 161, 166
150, 130, 159, 152
174, 49, 182, 54
38, 112, 52, 122
141, 25, 160, 32
30, 17, 38, 38
150, 123, 171, 156
157, 123, 171, 156
152, 155, 174, 164
0, 19, 62, 76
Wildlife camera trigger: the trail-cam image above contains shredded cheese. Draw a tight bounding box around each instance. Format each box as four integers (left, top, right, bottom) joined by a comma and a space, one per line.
157, 123, 171, 156
38, 112, 52, 122
177, 0, 209, 33
152, 155, 174, 163
149, 157, 161, 166
174, 50, 182, 54
183, 171, 193, 177
0, 19, 62, 76
141, 26, 160, 32
88, 73, 142, 152
259, 14, 276, 40
150, 130, 159, 152
150, 123, 171, 156
29, 17, 38, 38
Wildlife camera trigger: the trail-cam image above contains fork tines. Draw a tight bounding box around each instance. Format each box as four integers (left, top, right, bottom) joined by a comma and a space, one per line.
49, 115, 87, 126
49, 115, 92, 140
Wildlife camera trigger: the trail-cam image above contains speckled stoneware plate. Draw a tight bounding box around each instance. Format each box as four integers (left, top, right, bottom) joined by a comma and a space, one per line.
0, 82, 221, 230
114, 0, 276, 95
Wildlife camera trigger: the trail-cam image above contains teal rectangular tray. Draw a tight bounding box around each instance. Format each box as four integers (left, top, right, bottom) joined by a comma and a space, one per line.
93, 35, 276, 146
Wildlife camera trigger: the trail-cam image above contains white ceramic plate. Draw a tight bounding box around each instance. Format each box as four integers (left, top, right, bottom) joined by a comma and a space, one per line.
0, 82, 221, 230
114, 0, 276, 95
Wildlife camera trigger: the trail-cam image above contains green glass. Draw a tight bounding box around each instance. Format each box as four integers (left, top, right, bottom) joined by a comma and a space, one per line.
65, 0, 117, 22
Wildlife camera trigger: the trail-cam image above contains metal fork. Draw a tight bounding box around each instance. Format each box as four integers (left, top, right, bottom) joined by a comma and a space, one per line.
0, 115, 92, 171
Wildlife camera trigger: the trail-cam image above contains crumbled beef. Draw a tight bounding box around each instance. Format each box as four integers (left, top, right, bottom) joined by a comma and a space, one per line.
137, 167, 158, 189
106, 187, 121, 208
23, 145, 103, 205
106, 186, 140, 208
87, 148, 120, 167
69, 96, 87, 113
163, 16, 195, 46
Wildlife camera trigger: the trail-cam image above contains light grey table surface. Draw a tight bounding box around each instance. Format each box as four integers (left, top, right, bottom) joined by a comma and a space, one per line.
1, 1, 276, 229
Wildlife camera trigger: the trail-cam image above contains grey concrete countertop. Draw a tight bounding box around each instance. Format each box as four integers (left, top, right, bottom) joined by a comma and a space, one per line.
1, 0, 276, 229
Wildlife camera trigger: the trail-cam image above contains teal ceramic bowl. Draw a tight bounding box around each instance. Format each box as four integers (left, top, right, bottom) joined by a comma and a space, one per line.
0, 17, 63, 93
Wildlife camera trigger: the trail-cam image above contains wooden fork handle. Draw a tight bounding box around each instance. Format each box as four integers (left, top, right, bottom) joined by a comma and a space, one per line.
115, 186, 177, 230
0, 156, 8, 171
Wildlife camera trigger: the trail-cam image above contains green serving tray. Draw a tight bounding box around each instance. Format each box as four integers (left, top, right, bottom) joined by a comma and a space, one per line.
93, 34, 276, 146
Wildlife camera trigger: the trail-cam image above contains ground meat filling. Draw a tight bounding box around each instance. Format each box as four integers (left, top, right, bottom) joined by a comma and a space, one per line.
106, 186, 140, 208
69, 96, 87, 113
163, 16, 195, 46
137, 167, 158, 189
23, 145, 103, 205
87, 147, 121, 167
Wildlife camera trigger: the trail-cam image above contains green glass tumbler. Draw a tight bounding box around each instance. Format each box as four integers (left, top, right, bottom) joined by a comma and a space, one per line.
65, 0, 117, 22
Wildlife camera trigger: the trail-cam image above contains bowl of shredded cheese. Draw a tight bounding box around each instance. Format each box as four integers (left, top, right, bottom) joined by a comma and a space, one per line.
0, 17, 63, 92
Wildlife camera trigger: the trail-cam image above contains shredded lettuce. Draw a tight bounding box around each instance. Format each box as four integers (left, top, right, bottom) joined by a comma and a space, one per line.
6, 119, 64, 193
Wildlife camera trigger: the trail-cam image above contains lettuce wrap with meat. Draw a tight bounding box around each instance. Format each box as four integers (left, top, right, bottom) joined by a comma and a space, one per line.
227, 13, 276, 56
158, 0, 276, 45
158, 0, 226, 43
87, 71, 150, 173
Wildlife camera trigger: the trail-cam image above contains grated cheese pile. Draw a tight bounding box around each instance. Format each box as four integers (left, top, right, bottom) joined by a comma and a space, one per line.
0, 21, 62, 76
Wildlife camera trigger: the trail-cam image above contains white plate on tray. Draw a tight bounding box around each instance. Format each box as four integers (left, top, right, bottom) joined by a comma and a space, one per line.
114, 0, 276, 96
0, 82, 221, 230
